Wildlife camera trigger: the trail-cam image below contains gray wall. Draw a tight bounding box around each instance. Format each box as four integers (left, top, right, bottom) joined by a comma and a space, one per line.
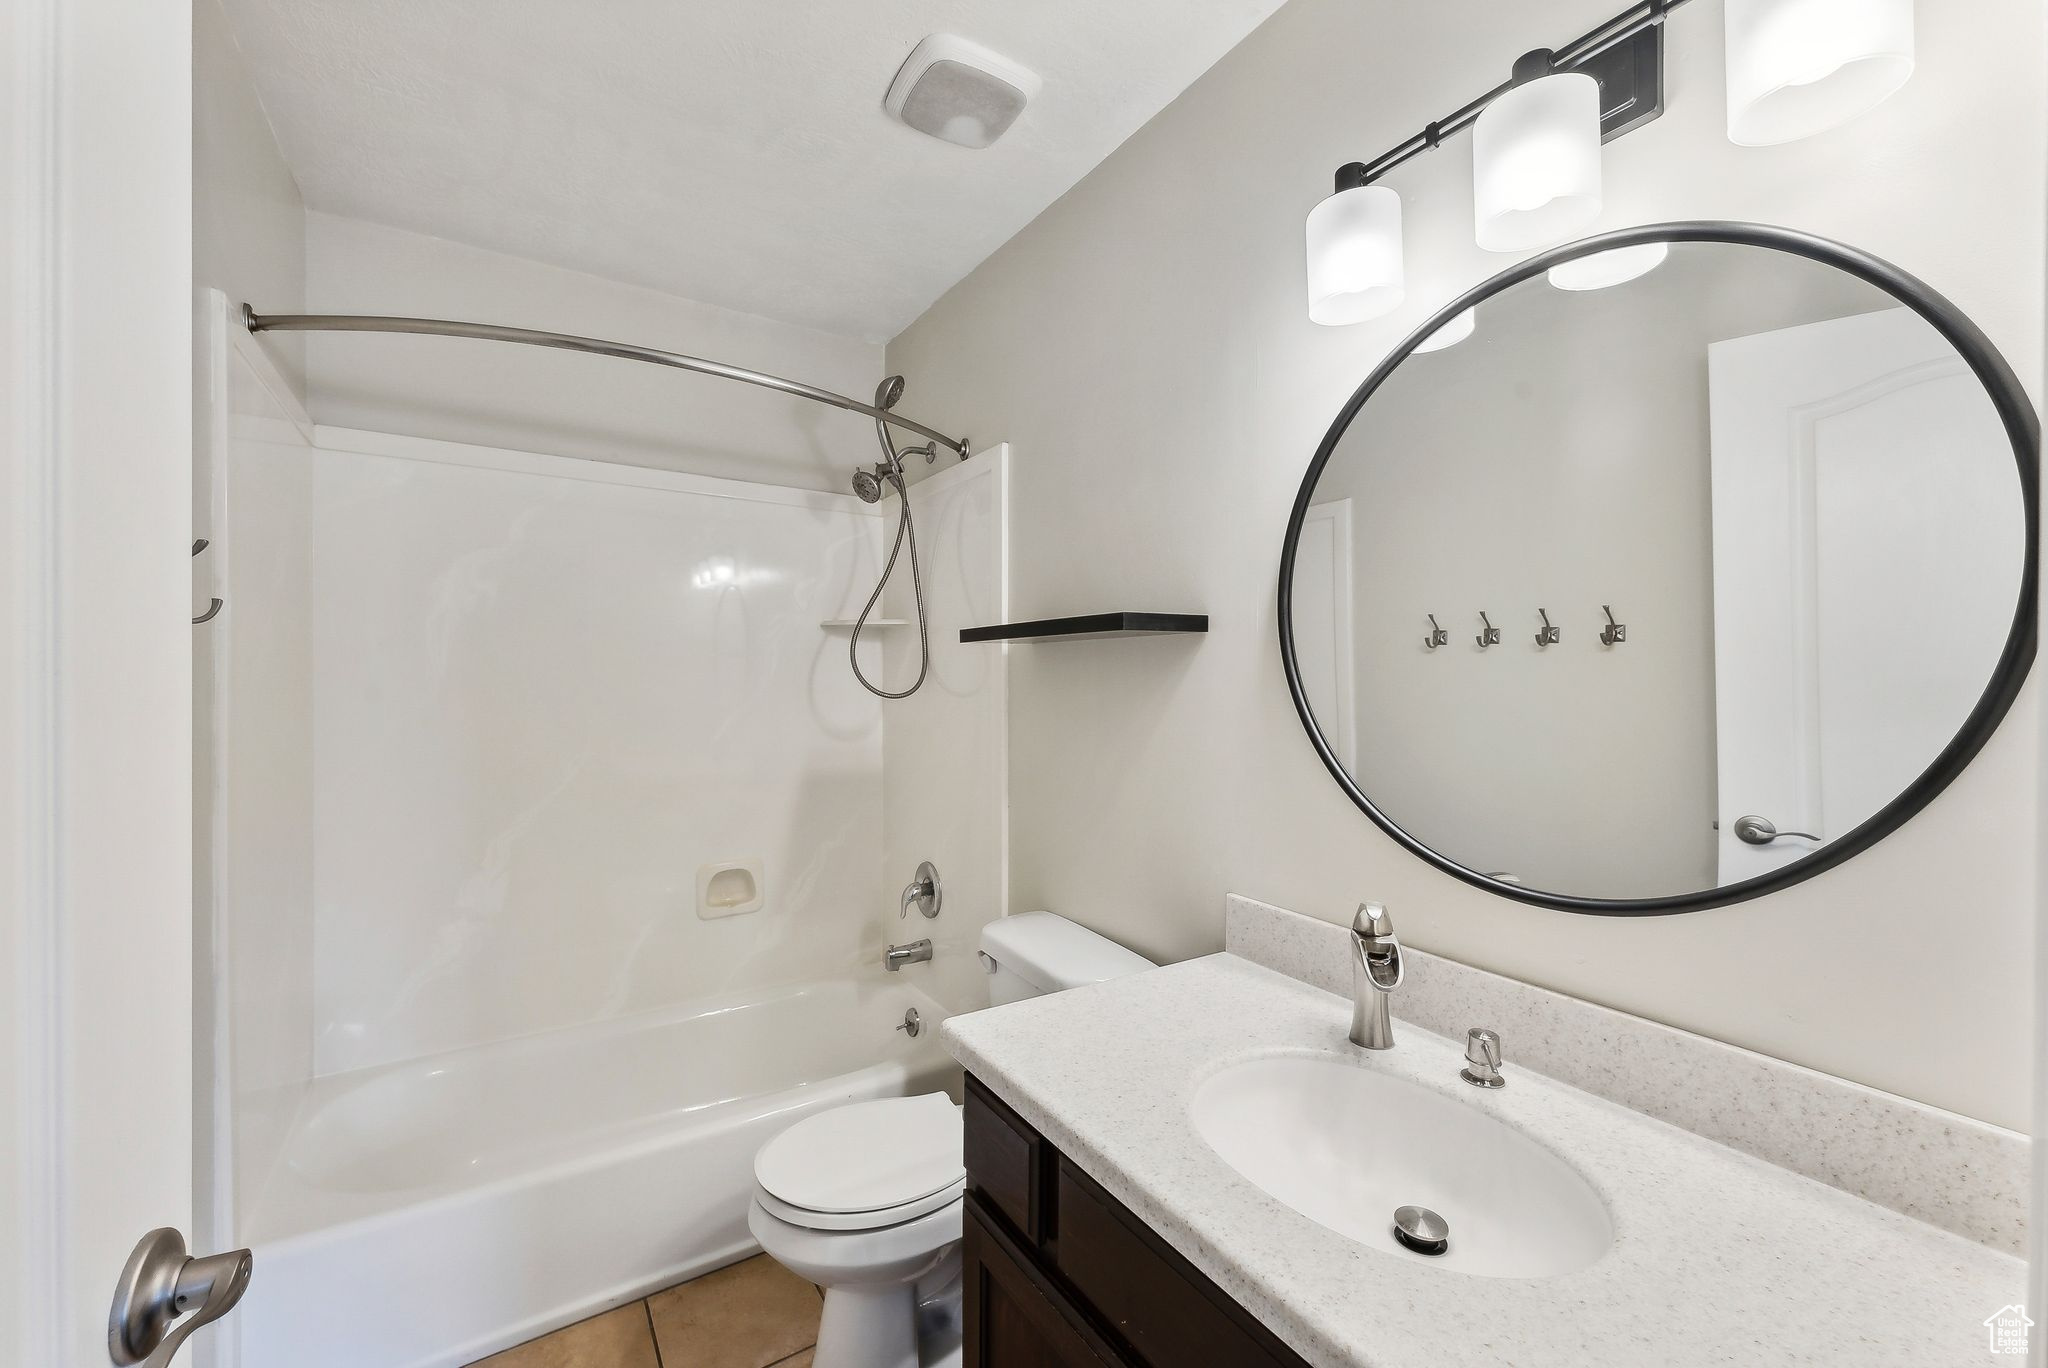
887, 0, 2044, 1129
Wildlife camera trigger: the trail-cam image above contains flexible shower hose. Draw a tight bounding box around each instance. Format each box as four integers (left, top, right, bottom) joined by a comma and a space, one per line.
849, 420, 931, 700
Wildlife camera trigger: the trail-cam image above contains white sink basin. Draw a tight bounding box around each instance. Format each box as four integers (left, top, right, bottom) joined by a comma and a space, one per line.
1192, 1055, 1612, 1279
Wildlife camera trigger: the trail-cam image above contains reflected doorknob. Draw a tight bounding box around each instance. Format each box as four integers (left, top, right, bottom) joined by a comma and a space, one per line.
108, 1228, 251, 1367
1732, 814, 1820, 846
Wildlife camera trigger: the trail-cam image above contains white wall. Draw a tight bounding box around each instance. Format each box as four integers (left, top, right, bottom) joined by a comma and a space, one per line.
215, 354, 321, 1225
296, 432, 889, 1074
193, 2, 307, 1250
304, 212, 884, 492
888, 0, 2044, 1129
880, 451, 1010, 1000
194, 0, 305, 397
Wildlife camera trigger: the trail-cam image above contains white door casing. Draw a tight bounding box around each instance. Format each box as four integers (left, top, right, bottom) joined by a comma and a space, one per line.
4, 3, 195, 1366
1293, 500, 1357, 774
1708, 306, 2024, 886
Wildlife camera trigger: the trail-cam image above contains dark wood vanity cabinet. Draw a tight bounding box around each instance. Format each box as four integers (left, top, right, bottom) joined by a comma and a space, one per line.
962, 1075, 1312, 1368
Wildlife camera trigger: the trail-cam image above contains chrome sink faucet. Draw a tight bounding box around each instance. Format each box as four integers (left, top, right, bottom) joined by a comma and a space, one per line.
1348, 902, 1403, 1050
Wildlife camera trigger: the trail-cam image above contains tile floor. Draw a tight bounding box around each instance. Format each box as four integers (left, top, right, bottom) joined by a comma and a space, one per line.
471, 1254, 822, 1368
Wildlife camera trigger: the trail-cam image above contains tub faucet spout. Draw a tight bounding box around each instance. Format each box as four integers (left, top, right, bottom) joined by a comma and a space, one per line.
884, 938, 933, 972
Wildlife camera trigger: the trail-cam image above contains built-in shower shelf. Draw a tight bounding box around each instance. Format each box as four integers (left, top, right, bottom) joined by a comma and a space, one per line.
961, 612, 1209, 643
821, 618, 910, 629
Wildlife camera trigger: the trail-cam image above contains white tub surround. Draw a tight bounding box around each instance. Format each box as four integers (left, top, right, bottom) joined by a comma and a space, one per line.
1224, 894, 2028, 1256
940, 955, 2021, 1367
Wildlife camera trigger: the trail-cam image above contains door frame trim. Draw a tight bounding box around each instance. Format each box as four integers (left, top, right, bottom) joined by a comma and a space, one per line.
5, 1, 195, 1362
6, 1, 67, 1361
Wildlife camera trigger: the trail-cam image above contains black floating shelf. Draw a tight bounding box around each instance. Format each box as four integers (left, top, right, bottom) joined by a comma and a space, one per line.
960, 612, 1209, 644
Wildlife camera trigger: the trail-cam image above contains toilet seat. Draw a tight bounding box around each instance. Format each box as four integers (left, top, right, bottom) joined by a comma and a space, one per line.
753, 1093, 964, 1232
754, 1175, 965, 1232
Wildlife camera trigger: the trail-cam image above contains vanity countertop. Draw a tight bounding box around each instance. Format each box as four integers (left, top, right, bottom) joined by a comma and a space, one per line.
939, 953, 2022, 1368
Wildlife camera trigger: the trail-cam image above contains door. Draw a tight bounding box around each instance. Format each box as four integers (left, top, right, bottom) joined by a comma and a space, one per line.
3, 3, 219, 1365
1708, 306, 2024, 884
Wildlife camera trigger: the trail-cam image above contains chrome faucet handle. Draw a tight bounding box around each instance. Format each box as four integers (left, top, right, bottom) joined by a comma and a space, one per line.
899, 860, 942, 919
1352, 902, 1402, 991
1460, 1027, 1505, 1088
1348, 903, 1400, 1050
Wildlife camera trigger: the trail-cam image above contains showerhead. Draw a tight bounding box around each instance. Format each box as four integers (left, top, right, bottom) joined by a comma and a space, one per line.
875, 376, 906, 411
852, 468, 885, 503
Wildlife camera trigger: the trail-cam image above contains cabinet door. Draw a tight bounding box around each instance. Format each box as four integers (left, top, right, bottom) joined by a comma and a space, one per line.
1052, 1159, 1306, 1368
965, 1199, 1125, 1368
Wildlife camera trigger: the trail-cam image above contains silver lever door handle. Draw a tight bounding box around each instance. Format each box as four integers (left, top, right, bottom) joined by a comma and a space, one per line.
1732, 814, 1820, 846
109, 1229, 252, 1368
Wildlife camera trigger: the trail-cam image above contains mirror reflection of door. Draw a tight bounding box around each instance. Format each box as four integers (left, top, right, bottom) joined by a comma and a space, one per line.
1708, 307, 2024, 885
1293, 500, 1357, 773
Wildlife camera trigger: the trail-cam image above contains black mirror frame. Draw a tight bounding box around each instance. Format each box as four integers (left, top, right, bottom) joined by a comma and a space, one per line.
1277, 222, 2040, 916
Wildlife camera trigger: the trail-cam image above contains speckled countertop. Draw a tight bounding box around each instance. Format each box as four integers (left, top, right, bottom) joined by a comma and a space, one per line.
940, 954, 2022, 1367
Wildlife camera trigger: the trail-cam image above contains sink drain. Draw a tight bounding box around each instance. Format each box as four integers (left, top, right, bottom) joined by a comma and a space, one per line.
1392, 1205, 1449, 1256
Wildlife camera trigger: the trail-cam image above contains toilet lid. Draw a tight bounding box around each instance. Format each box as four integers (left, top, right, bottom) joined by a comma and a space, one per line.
755, 1093, 963, 1214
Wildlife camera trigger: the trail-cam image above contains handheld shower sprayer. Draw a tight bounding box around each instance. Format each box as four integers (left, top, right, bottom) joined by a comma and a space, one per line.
849, 379, 938, 506
848, 376, 933, 698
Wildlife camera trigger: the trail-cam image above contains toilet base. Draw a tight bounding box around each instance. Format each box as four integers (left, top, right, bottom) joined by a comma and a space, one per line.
805, 1248, 963, 1368
748, 1196, 963, 1368
816, 1282, 918, 1368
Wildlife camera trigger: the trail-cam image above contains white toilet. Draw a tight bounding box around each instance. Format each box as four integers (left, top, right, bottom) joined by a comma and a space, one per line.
747, 912, 1155, 1368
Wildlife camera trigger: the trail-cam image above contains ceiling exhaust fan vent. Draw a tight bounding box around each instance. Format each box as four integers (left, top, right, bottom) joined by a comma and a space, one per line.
884, 34, 1042, 149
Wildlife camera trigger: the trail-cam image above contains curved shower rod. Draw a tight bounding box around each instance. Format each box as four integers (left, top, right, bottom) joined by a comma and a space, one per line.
240, 304, 971, 459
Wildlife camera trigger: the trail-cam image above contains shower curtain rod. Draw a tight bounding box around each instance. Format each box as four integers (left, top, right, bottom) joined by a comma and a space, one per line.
240, 304, 972, 458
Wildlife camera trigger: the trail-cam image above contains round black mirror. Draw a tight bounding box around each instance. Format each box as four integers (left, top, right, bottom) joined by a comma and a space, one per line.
1278, 223, 2038, 914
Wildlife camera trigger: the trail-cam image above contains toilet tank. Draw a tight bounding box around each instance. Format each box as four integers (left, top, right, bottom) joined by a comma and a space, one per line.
978, 911, 1156, 1006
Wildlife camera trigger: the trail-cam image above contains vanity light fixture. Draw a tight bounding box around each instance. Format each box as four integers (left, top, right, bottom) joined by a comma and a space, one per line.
1306, 0, 1918, 322
1473, 52, 1603, 252
1305, 166, 1406, 325
1307, 1, 1679, 323
1725, 0, 1914, 146
1410, 307, 1476, 353
1547, 241, 1669, 290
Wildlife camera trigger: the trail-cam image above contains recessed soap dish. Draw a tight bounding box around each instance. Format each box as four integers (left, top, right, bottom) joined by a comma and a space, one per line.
697, 860, 764, 919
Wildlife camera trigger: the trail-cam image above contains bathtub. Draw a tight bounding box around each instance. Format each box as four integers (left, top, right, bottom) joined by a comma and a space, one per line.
229, 973, 958, 1368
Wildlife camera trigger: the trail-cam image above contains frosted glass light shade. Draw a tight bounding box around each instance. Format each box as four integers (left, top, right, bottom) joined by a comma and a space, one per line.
1726, 0, 1914, 146
1473, 72, 1602, 253
1548, 242, 1668, 291
1306, 184, 1405, 326
1411, 308, 1476, 354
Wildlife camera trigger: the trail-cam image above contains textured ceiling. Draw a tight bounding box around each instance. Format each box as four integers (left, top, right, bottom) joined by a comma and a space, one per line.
219, 0, 1288, 341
